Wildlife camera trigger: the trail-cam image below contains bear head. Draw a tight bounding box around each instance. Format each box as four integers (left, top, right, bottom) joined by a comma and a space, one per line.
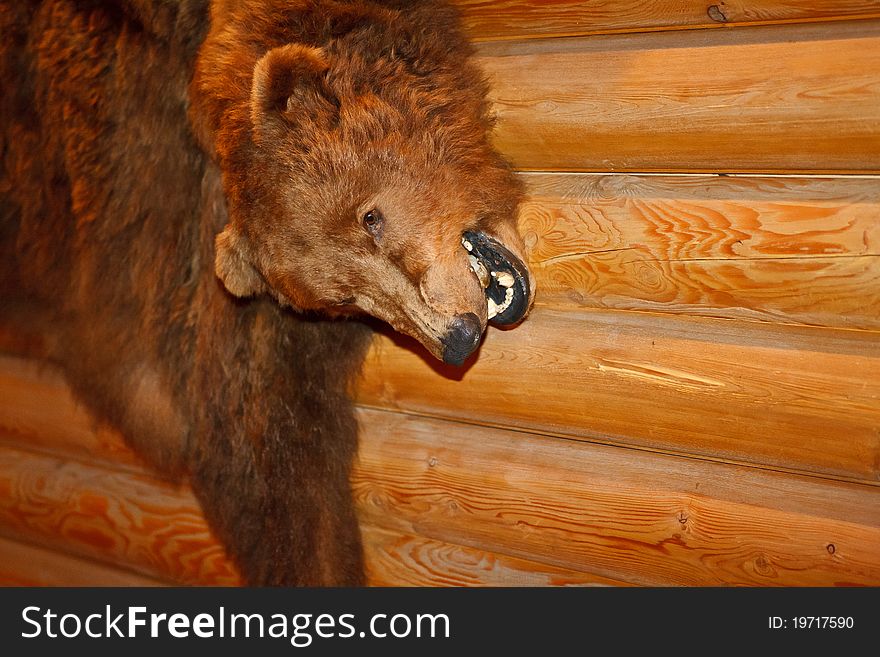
205, 18, 534, 365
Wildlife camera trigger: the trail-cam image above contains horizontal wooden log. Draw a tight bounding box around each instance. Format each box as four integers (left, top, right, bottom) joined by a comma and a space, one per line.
1, 399, 877, 586
478, 21, 880, 173
7, 305, 878, 486
0, 363, 623, 586
0, 535, 166, 587
0, 441, 622, 586
357, 307, 880, 482
455, 0, 880, 41
0, 523, 615, 588
361, 525, 624, 586
353, 409, 880, 586
0, 444, 242, 586
518, 173, 880, 329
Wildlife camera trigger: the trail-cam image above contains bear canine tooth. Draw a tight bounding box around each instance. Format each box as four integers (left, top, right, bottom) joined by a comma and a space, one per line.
487, 297, 499, 319
477, 264, 490, 288
468, 255, 490, 288
468, 254, 479, 273
461, 238, 473, 252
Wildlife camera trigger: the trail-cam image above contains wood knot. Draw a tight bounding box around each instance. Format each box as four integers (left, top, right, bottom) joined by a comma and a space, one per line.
754, 553, 777, 577
826, 543, 836, 555
707, 4, 729, 23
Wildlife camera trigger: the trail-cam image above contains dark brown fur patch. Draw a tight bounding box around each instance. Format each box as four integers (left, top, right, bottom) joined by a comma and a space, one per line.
0, 0, 524, 585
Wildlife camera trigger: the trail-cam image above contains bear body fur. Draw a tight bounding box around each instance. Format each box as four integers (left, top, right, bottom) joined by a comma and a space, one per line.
0, 0, 530, 585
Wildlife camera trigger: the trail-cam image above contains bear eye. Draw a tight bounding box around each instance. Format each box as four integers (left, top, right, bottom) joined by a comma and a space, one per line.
362, 209, 384, 237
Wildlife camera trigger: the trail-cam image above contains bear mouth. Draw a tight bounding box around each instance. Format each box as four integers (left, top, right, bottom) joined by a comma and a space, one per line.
461, 230, 531, 326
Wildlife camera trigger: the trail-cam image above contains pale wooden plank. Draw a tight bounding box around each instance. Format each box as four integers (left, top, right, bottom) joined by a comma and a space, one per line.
353, 409, 880, 586
357, 307, 880, 482
518, 173, 880, 329
0, 534, 167, 587
478, 21, 880, 173
455, 0, 880, 41
361, 525, 624, 586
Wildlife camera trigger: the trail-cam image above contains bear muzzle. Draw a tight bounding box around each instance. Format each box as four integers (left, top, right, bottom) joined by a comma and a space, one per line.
461, 230, 532, 327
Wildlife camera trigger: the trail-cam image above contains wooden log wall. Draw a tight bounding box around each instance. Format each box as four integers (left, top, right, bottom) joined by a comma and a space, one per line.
1, 1, 878, 586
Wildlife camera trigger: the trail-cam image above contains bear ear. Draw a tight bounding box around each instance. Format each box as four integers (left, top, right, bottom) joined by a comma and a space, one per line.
251, 44, 339, 128
215, 224, 266, 298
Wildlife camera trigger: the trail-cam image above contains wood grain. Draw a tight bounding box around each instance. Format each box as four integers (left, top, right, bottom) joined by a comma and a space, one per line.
477, 21, 880, 173
9, 312, 877, 485
0, 360, 627, 586
0, 392, 876, 586
518, 173, 880, 329
0, 444, 243, 586
455, 0, 880, 41
361, 525, 624, 586
354, 408, 880, 586
0, 438, 624, 586
357, 307, 880, 482
0, 524, 621, 587
0, 535, 167, 587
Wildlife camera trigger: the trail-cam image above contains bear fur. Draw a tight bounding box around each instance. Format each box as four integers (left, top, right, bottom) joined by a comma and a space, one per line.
0, 0, 531, 585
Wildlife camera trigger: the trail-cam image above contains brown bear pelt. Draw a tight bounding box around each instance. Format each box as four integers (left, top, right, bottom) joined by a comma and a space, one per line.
0, 0, 532, 585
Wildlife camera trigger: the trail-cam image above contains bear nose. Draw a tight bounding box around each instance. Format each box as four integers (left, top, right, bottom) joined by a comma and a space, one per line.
441, 312, 483, 366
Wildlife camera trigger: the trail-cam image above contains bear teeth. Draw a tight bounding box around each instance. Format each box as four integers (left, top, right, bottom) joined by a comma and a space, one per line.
468, 255, 490, 288
463, 232, 519, 321
492, 271, 515, 288
487, 286, 514, 320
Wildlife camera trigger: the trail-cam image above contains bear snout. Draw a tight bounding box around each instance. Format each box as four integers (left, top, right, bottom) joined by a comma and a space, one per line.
440, 312, 483, 366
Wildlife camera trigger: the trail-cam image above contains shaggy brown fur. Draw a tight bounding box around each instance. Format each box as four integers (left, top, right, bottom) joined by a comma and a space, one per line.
0, 0, 530, 585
